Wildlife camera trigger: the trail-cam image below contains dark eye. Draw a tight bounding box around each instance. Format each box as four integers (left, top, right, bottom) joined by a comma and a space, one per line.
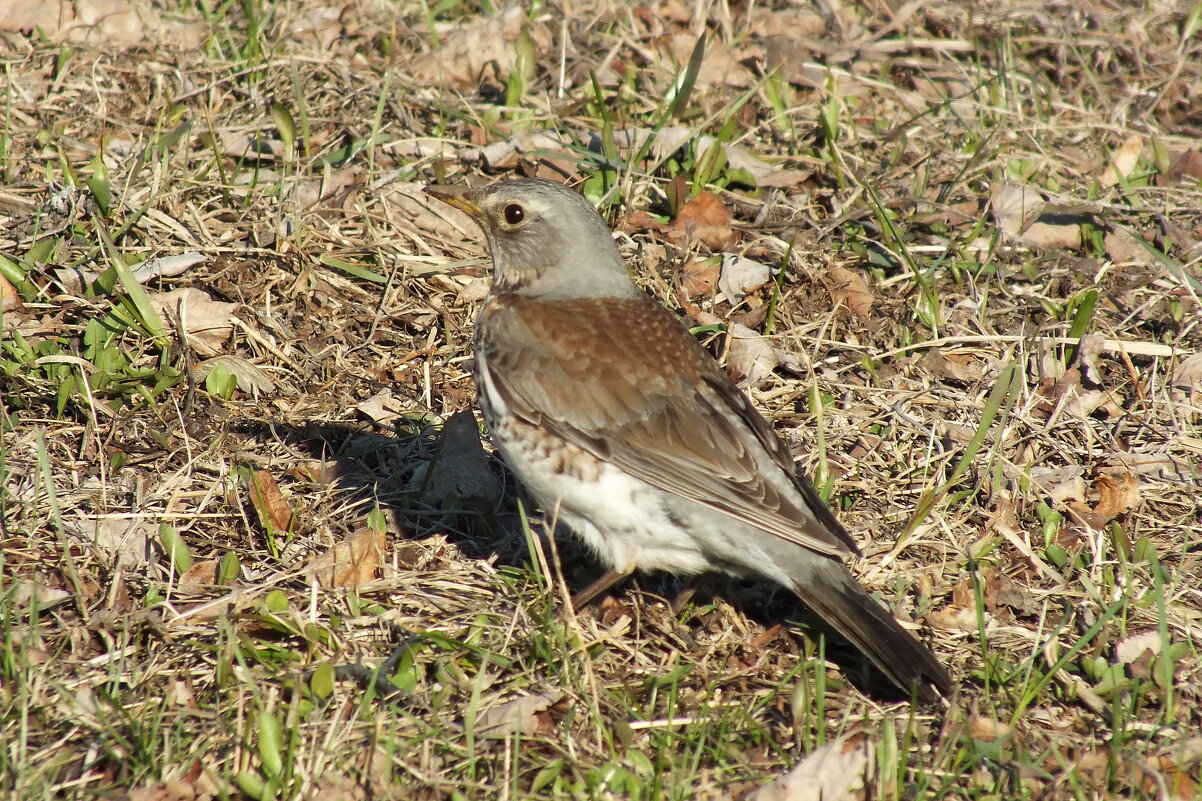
503, 203, 525, 225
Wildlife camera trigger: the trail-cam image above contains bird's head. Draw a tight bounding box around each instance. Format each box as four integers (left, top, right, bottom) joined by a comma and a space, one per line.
424, 179, 638, 299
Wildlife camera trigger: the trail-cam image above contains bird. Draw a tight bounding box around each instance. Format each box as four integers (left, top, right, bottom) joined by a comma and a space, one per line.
424, 178, 953, 702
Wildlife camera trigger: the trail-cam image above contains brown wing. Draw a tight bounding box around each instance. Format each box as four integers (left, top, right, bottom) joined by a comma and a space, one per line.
476, 293, 859, 558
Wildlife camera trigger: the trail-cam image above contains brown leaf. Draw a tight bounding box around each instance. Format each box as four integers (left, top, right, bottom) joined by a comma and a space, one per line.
1048, 367, 1121, 419
920, 349, 983, 383
969, 716, 1015, 743
825, 265, 874, 316
311, 771, 367, 801
286, 166, 364, 212
991, 183, 1043, 235
680, 256, 720, 299
1115, 630, 1161, 679
725, 323, 778, 390
927, 604, 979, 631
284, 4, 346, 51
306, 529, 386, 589
2, 0, 204, 48
0, 274, 20, 312
1091, 471, 1140, 524
990, 182, 1082, 250
655, 33, 755, 88
1100, 133, 1143, 187
355, 389, 406, 425
747, 735, 873, 801
11, 581, 73, 611
87, 516, 152, 568
148, 288, 237, 357
1165, 149, 1202, 184
718, 254, 771, 302
1103, 228, 1155, 266
1170, 352, 1202, 401
411, 7, 550, 90
619, 209, 661, 235
667, 191, 736, 251
194, 355, 276, 395
384, 183, 481, 246
474, 691, 564, 739
177, 560, 220, 594
248, 470, 294, 532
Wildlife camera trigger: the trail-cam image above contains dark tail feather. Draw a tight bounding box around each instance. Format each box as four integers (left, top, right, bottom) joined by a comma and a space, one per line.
793, 566, 953, 703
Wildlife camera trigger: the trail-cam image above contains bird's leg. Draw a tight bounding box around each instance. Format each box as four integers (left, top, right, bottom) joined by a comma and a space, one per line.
570, 569, 630, 609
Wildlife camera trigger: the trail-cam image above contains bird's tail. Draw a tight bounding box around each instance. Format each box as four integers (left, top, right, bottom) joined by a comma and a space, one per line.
792, 565, 953, 703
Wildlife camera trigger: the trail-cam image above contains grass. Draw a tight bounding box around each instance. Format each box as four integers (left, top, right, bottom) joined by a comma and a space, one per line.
1, 0, 1201, 798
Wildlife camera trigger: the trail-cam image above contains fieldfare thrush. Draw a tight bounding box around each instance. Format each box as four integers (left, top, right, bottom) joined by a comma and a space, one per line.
425, 178, 953, 702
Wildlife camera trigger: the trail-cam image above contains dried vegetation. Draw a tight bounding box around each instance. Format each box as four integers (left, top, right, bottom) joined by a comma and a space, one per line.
1, 0, 1201, 799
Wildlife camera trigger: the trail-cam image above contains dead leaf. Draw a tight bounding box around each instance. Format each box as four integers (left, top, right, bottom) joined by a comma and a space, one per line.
86, 516, 152, 568
825, 265, 874, 316
927, 604, 980, 631
177, 560, 220, 594
284, 4, 346, 51
725, 324, 778, 390
990, 182, 1082, 250
1046, 474, 1087, 505
287, 166, 364, 212
1115, 630, 1162, 672
920, 349, 982, 383
384, 182, 482, 245
618, 126, 804, 188
474, 691, 564, 739
1100, 134, 1143, 187
455, 276, 491, 306
311, 771, 366, 801
288, 459, 342, 485
248, 470, 294, 532
969, 716, 1015, 742
218, 133, 284, 162
1046, 366, 1121, 419
748, 735, 873, 801
1103, 228, 1155, 266
193, 355, 276, 395
411, 7, 550, 90
718, 254, 771, 302
620, 209, 661, 235
0, 274, 21, 311
416, 410, 501, 513
355, 389, 406, 425
1, 0, 170, 47
0, 1, 62, 33
126, 763, 220, 801
681, 257, 720, 299
667, 190, 735, 251
467, 130, 578, 181
11, 581, 73, 611
306, 529, 386, 589
130, 252, 207, 284
1090, 471, 1139, 523
1170, 352, 1202, 401
655, 33, 755, 88
148, 288, 236, 356
1165, 149, 1202, 184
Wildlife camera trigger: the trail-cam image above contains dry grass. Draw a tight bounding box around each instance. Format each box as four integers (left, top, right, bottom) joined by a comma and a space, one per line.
2, 0, 1201, 799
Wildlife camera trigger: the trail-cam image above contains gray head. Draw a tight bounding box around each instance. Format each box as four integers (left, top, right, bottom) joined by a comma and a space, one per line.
424, 179, 640, 300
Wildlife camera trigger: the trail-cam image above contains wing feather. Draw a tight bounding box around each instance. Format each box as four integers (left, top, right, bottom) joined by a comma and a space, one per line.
477, 294, 859, 558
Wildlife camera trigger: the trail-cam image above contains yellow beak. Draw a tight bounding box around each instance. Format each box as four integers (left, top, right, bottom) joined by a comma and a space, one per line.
424, 184, 484, 219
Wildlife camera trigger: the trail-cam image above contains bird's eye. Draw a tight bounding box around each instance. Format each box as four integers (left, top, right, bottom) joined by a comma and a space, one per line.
503, 203, 525, 225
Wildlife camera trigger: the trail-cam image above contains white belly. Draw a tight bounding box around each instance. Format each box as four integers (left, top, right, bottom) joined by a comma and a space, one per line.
487, 412, 715, 577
